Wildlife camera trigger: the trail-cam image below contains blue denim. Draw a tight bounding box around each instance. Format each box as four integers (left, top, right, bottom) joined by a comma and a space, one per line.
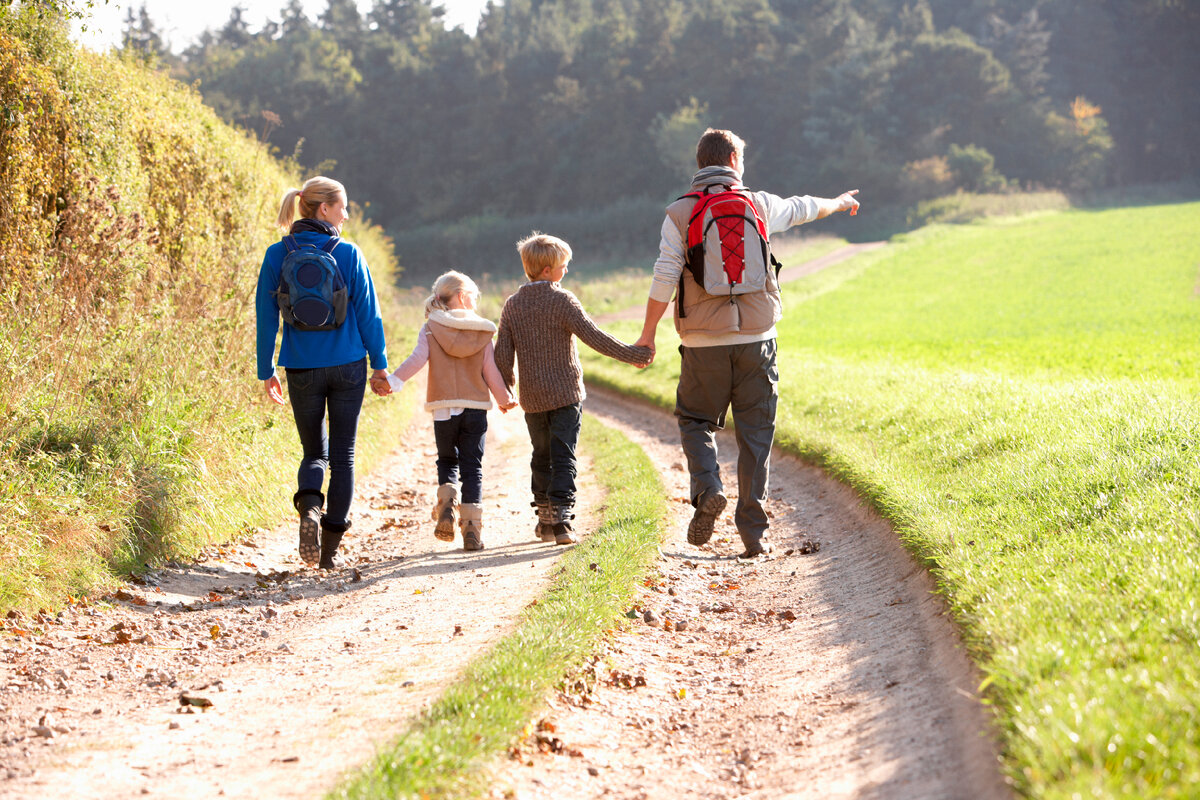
285, 357, 367, 529
433, 408, 488, 504
524, 403, 582, 508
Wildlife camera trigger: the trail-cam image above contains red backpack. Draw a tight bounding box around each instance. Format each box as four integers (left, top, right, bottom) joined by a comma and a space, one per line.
680, 184, 781, 301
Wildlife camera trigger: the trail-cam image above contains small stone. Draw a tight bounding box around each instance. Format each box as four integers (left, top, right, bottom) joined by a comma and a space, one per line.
587, 766, 600, 776
643, 610, 659, 625
32, 726, 54, 739
169, 721, 181, 730
674, 619, 689, 632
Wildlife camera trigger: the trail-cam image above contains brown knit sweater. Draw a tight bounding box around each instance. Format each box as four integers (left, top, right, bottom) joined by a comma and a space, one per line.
495, 281, 651, 413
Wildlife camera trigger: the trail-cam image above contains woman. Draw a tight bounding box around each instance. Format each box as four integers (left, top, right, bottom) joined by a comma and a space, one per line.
255, 176, 389, 569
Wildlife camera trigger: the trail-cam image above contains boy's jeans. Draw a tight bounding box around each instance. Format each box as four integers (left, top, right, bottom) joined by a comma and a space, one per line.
286, 357, 367, 530
675, 340, 778, 545
433, 408, 488, 504
524, 403, 582, 508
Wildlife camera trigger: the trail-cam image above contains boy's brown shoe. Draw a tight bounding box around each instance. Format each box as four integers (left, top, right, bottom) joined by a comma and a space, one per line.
549, 505, 577, 545
534, 502, 556, 542
687, 490, 727, 546
460, 503, 485, 551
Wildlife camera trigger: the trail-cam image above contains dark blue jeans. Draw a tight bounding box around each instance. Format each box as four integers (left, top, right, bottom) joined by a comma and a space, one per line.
525, 403, 582, 508
286, 357, 367, 530
433, 408, 488, 504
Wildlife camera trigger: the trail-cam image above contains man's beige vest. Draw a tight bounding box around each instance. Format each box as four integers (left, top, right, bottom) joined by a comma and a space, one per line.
425, 310, 495, 411
666, 192, 781, 336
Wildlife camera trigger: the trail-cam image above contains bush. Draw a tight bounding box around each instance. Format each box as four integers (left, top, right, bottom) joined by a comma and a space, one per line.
947, 143, 1009, 193
0, 9, 409, 612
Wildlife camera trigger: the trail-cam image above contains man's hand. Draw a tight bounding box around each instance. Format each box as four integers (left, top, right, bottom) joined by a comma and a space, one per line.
837, 189, 860, 216
264, 375, 285, 405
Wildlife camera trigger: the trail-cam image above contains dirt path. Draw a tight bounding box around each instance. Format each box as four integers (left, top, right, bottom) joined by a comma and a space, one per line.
593, 241, 887, 325
0, 391, 601, 799
493, 387, 1010, 800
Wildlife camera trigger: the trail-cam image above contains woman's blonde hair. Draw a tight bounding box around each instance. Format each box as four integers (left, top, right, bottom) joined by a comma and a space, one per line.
424, 270, 479, 317
276, 176, 346, 229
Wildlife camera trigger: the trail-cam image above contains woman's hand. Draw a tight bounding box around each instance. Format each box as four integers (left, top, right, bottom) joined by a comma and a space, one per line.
369, 369, 392, 396
264, 376, 285, 405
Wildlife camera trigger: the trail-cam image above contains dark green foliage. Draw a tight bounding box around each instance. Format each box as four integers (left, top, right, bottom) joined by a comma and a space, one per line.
142, 0, 1194, 279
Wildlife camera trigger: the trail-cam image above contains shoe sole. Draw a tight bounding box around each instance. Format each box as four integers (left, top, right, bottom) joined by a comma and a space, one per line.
298, 516, 320, 566
737, 542, 775, 559
687, 492, 728, 546
434, 511, 457, 542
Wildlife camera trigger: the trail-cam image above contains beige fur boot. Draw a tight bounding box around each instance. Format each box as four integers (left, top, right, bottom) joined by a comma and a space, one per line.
433, 484, 459, 542
459, 503, 484, 551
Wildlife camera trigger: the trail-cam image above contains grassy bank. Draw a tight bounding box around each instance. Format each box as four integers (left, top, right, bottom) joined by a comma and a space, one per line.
332, 415, 666, 799
579, 200, 1200, 797
0, 11, 415, 613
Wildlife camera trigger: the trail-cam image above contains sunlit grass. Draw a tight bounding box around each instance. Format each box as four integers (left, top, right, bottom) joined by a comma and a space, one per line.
580, 201, 1200, 798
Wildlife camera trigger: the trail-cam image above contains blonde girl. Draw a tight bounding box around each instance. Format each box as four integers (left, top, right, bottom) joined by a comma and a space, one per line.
385, 271, 515, 550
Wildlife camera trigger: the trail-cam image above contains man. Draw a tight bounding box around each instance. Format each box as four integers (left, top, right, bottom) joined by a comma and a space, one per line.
634, 128, 860, 558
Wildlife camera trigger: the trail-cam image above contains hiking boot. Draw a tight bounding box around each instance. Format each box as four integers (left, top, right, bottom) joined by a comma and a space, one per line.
460, 503, 485, 551
433, 484, 459, 542
737, 540, 775, 560
294, 490, 324, 566
687, 490, 727, 546
549, 505, 577, 546
534, 502, 556, 542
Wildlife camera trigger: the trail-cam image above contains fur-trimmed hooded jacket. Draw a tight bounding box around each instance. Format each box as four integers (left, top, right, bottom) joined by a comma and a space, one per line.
424, 309, 498, 411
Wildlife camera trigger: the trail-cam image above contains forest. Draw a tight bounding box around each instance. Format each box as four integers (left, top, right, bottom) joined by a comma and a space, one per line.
120, 0, 1200, 278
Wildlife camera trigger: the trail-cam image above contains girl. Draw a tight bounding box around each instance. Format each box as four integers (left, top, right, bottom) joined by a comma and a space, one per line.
386, 271, 516, 550
255, 176, 390, 569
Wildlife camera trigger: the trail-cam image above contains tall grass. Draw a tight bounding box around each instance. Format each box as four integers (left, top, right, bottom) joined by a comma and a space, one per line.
0, 10, 415, 612
579, 201, 1200, 798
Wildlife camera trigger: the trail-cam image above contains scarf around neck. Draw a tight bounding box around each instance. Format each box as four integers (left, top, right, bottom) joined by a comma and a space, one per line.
289, 218, 340, 237
690, 165, 743, 193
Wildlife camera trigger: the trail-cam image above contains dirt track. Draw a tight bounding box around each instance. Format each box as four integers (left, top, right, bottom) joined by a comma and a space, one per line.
0, 241, 1009, 798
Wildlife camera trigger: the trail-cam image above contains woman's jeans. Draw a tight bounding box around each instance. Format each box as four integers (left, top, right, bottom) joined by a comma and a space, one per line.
285, 357, 367, 530
524, 403, 582, 508
433, 408, 488, 504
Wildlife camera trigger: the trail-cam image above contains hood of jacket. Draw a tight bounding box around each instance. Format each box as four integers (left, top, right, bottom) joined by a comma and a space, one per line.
427, 308, 496, 358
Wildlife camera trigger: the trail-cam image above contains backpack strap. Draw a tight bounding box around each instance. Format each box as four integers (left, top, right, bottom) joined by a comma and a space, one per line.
320, 237, 340, 254
283, 235, 299, 253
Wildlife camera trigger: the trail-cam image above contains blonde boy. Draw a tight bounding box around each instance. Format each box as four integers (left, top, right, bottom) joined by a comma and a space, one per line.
495, 233, 651, 544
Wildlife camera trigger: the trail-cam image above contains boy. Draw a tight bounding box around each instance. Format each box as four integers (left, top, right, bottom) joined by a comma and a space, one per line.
495, 232, 652, 545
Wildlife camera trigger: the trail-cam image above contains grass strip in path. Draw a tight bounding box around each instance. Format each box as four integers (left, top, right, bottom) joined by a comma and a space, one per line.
330, 414, 666, 799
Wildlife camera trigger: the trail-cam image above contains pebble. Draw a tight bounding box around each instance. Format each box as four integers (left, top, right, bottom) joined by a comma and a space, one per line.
643, 610, 659, 625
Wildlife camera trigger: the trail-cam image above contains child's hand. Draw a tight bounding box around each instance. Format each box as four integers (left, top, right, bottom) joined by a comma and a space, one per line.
633, 346, 654, 369
499, 397, 518, 413
369, 370, 392, 396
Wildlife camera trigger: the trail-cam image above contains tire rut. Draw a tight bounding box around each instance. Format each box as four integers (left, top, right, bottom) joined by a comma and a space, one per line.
494, 385, 1010, 800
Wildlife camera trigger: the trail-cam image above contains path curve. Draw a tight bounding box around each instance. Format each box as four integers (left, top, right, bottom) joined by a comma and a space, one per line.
494, 386, 1010, 800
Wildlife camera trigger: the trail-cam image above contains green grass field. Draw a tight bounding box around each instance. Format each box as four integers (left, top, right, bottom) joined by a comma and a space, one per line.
580, 200, 1200, 798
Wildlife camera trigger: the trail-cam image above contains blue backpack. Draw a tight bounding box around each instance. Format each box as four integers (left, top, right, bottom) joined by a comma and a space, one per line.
274, 235, 348, 331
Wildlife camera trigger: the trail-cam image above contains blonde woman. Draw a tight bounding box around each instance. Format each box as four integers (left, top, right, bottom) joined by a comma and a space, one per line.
382, 270, 516, 551
255, 176, 390, 569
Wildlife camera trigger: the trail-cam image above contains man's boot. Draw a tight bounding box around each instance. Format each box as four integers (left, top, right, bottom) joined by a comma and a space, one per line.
687, 490, 727, 546
319, 519, 349, 570
294, 490, 324, 566
549, 505, 577, 546
432, 484, 459, 542
459, 503, 484, 551
534, 502, 556, 542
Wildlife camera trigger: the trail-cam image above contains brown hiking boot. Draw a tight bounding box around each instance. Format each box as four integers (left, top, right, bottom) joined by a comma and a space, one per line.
433, 484, 459, 542
549, 505, 577, 545
737, 540, 775, 560
534, 502, 556, 542
687, 490, 727, 546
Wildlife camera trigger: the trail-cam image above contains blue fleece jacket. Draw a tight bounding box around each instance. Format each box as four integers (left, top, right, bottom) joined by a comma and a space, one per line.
256, 231, 388, 380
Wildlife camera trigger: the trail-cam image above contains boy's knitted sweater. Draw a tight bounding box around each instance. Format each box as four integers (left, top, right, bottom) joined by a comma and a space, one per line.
495, 281, 650, 414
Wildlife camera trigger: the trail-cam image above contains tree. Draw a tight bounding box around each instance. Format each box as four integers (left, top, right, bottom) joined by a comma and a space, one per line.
120, 3, 167, 63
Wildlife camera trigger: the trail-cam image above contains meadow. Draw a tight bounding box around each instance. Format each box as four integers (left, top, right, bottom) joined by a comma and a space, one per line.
581, 199, 1200, 798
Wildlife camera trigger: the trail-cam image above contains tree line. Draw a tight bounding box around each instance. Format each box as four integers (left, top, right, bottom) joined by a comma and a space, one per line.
120, 0, 1199, 275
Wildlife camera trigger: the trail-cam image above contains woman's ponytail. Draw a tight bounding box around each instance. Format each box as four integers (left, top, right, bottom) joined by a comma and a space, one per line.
276, 188, 302, 230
